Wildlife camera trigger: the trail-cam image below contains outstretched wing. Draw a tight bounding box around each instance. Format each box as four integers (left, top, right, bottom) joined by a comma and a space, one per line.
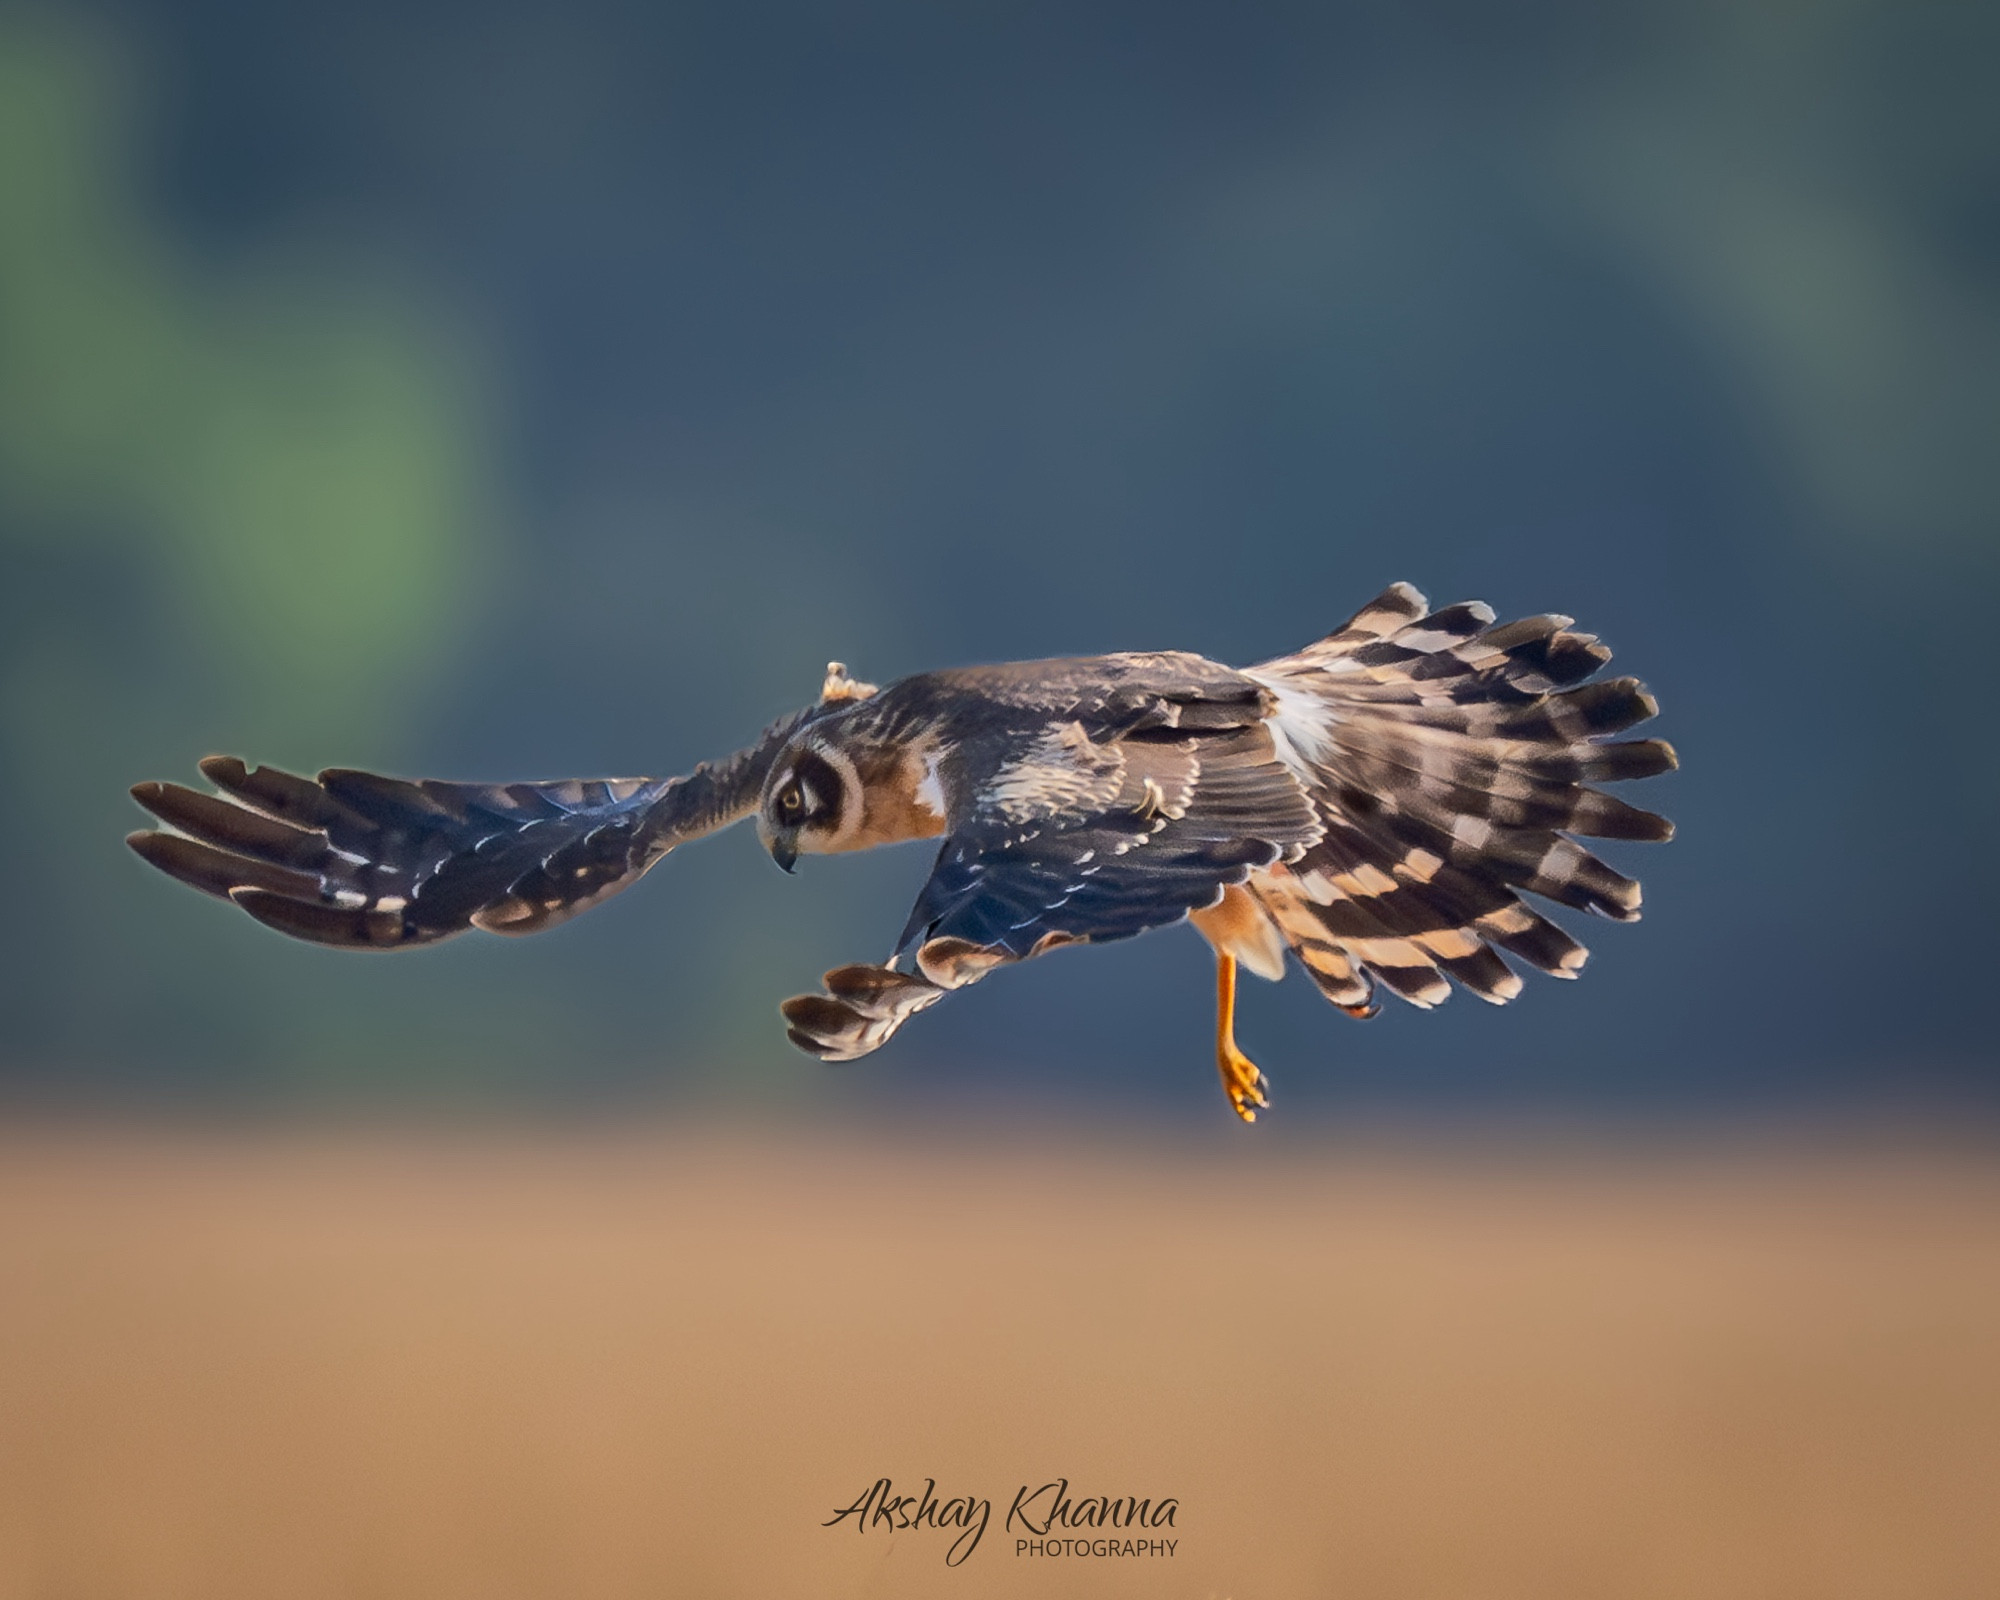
780, 716, 1321, 1060
1244, 581, 1676, 1011
128, 708, 815, 948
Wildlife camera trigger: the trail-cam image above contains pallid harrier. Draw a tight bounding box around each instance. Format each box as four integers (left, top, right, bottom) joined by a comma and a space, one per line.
128, 584, 1675, 1119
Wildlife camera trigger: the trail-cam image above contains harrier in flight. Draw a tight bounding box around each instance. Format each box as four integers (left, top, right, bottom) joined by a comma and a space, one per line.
129, 584, 1675, 1120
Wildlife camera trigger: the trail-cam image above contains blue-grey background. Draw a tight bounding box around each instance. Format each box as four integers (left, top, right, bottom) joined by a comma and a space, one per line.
3, 0, 1994, 1117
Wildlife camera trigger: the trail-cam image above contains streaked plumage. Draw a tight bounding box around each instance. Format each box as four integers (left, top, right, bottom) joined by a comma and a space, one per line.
127, 586, 1675, 1119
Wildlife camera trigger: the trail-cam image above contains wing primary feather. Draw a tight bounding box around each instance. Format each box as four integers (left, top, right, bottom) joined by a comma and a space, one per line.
1247, 585, 1672, 1009
128, 704, 825, 947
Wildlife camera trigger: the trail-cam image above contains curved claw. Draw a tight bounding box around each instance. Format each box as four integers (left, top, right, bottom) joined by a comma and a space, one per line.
1218, 1046, 1271, 1123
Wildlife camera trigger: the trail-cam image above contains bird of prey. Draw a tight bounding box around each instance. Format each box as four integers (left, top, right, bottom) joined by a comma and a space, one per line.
128, 583, 1675, 1120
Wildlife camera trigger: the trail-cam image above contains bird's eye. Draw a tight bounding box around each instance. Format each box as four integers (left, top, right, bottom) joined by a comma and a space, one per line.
778, 782, 804, 821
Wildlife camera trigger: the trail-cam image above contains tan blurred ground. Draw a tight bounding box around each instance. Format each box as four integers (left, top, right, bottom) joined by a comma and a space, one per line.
0, 1120, 1995, 1599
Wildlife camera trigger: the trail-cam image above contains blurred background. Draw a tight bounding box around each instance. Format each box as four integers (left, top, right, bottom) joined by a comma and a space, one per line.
2, 4, 1998, 1594
1, 0, 1995, 1117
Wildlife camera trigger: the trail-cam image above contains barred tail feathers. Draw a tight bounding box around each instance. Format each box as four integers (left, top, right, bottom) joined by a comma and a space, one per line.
1246, 583, 1675, 1011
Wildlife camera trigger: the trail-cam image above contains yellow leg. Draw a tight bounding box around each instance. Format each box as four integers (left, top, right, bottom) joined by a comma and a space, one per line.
1214, 953, 1270, 1123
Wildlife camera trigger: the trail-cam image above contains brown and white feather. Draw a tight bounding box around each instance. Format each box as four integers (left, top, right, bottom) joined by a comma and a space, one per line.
1241, 582, 1674, 1014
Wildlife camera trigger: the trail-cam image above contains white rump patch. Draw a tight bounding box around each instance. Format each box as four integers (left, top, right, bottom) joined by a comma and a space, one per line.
1243, 669, 1337, 777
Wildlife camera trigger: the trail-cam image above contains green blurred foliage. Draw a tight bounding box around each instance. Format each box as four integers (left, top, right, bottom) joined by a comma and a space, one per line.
1545, 0, 2000, 557
0, 11, 489, 749
0, 11, 499, 1086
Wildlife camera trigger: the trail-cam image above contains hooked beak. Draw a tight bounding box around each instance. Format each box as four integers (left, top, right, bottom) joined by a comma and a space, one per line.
769, 833, 799, 875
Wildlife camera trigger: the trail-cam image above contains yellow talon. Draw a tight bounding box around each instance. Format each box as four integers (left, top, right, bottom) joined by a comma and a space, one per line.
1213, 953, 1270, 1122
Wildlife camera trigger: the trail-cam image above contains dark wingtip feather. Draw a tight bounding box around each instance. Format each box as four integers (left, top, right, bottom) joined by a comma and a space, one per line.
319, 767, 458, 823
778, 993, 877, 1060
127, 780, 327, 866
1576, 739, 1677, 783
785, 1026, 843, 1059
1572, 793, 1677, 842
128, 829, 319, 901
126, 779, 203, 829
1439, 945, 1525, 1006
1322, 582, 1429, 642
1558, 677, 1659, 736
227, 887, 417, 949
780, 994, 852, 1033
127, 829, 235, 900
198, 756, 361, 830
1542, 630, 1612, 684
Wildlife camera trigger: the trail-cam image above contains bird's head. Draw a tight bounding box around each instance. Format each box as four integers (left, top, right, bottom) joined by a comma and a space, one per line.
756, 741, 856, 872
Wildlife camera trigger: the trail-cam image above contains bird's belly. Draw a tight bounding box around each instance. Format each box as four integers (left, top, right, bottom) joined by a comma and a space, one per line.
1189, 882, 1288, 981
